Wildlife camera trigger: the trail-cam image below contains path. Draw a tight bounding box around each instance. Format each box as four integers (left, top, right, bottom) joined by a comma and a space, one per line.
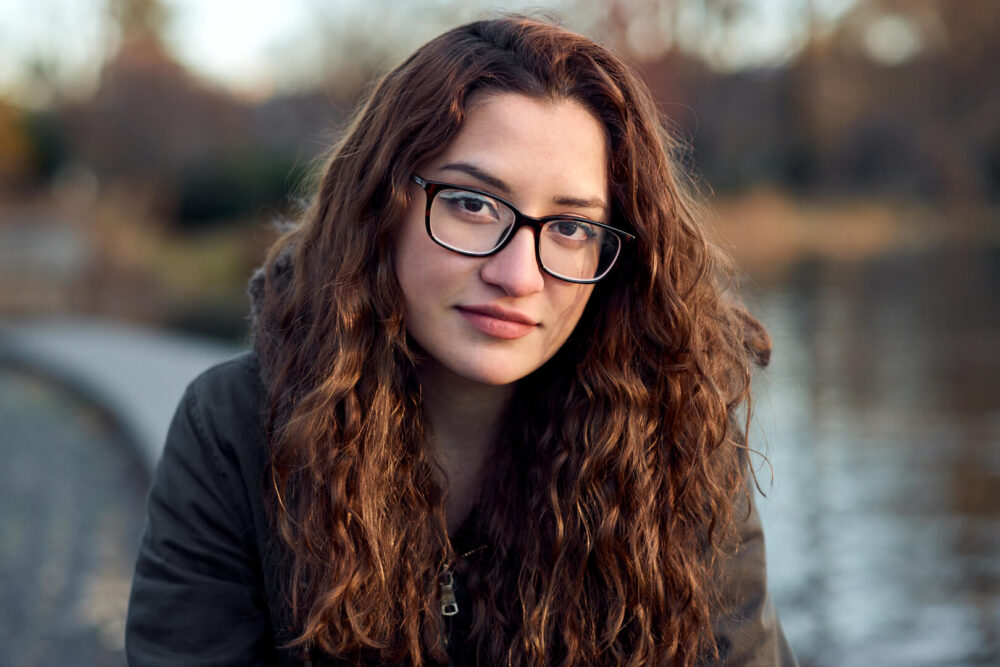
0, 318, 242, 665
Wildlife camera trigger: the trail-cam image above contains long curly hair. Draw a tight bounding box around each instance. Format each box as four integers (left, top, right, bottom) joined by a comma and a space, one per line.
252, 15, 771, 666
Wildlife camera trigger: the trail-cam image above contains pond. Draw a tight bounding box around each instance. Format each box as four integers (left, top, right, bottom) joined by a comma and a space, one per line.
752, 242, 1000, 666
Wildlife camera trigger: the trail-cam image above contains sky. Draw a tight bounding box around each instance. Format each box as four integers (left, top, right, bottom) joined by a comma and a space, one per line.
164, 0, 316, 93
0, 0, 859, 106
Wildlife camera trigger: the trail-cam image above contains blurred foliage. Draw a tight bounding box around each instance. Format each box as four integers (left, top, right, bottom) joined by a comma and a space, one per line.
175, 150, 308, 228
149, 224, 274, 340
2, 0, 997, 213
23, 110, 69, 183
0, 0, 997, 335
0, 102, 36, 185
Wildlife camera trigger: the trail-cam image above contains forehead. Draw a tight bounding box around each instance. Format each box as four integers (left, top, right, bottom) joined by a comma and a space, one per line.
425, 92, 609, 200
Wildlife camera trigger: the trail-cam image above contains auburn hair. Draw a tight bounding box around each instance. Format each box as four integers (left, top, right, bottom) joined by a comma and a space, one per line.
253, 15, 771, 666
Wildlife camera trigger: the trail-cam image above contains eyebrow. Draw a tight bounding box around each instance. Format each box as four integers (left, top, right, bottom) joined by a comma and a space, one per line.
439, 161, 608, 215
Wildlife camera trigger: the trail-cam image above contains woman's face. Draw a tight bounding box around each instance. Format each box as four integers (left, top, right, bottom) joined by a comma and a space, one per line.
394, 92, 609, 387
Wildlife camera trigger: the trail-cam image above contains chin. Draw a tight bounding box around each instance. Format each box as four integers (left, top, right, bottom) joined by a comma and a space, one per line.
452, 356, 536, 387
461, 366, 526, 387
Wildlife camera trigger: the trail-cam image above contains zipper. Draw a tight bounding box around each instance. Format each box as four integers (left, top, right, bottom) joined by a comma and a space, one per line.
439, 569, 459, 617
438, 545, 487, 619
439, 544, 488, 656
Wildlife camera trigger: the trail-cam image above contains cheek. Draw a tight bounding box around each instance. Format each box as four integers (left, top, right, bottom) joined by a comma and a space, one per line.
394, 208, 435, 296
394, 210, 475, 328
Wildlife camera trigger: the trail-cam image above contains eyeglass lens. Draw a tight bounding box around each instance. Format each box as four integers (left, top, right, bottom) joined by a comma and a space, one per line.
429, 188, 621, 281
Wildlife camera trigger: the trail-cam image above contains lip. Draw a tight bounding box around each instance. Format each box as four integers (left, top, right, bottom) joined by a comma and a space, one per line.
456, 304, 538, 339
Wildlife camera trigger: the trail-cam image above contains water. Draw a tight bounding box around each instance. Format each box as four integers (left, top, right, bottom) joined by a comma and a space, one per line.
751, 244, 1000, 666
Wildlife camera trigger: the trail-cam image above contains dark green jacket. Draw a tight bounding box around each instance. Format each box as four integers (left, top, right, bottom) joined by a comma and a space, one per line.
126, 352, 798, 666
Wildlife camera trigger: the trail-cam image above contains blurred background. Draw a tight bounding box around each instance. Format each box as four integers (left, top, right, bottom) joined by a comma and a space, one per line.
0, 0, 997, 665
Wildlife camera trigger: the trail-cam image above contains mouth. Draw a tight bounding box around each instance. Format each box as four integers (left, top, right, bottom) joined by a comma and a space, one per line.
456, 304, 538, 339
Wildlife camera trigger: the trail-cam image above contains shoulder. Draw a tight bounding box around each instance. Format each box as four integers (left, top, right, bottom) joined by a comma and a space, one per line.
178, 351, 268, 462
709, 481, 799, 666
160, 350, 271, 534
184, 350, 265, 427
128, 351, 285, 663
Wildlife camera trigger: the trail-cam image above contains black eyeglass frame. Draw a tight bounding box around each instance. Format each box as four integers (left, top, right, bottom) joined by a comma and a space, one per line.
410, 174, 635, 284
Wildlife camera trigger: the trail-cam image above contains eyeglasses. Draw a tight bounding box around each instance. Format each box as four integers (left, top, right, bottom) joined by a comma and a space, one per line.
411, 174, 634, 284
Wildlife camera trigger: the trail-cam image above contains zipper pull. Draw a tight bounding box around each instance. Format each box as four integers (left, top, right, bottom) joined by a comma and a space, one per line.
440, 569, 459, 617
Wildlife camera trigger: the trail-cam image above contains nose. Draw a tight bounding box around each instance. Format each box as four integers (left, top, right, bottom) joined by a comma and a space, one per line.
479, 227, 545, 297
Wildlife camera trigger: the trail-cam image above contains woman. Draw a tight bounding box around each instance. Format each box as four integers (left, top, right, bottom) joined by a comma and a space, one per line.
126, 15, 796, 666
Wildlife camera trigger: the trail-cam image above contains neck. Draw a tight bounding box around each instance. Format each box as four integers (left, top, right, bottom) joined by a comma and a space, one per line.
417, 361, 514, 532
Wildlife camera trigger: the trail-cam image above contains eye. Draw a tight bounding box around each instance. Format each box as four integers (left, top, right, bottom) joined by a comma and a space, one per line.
438, 190, 503, 223
547, 219, 599, 244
